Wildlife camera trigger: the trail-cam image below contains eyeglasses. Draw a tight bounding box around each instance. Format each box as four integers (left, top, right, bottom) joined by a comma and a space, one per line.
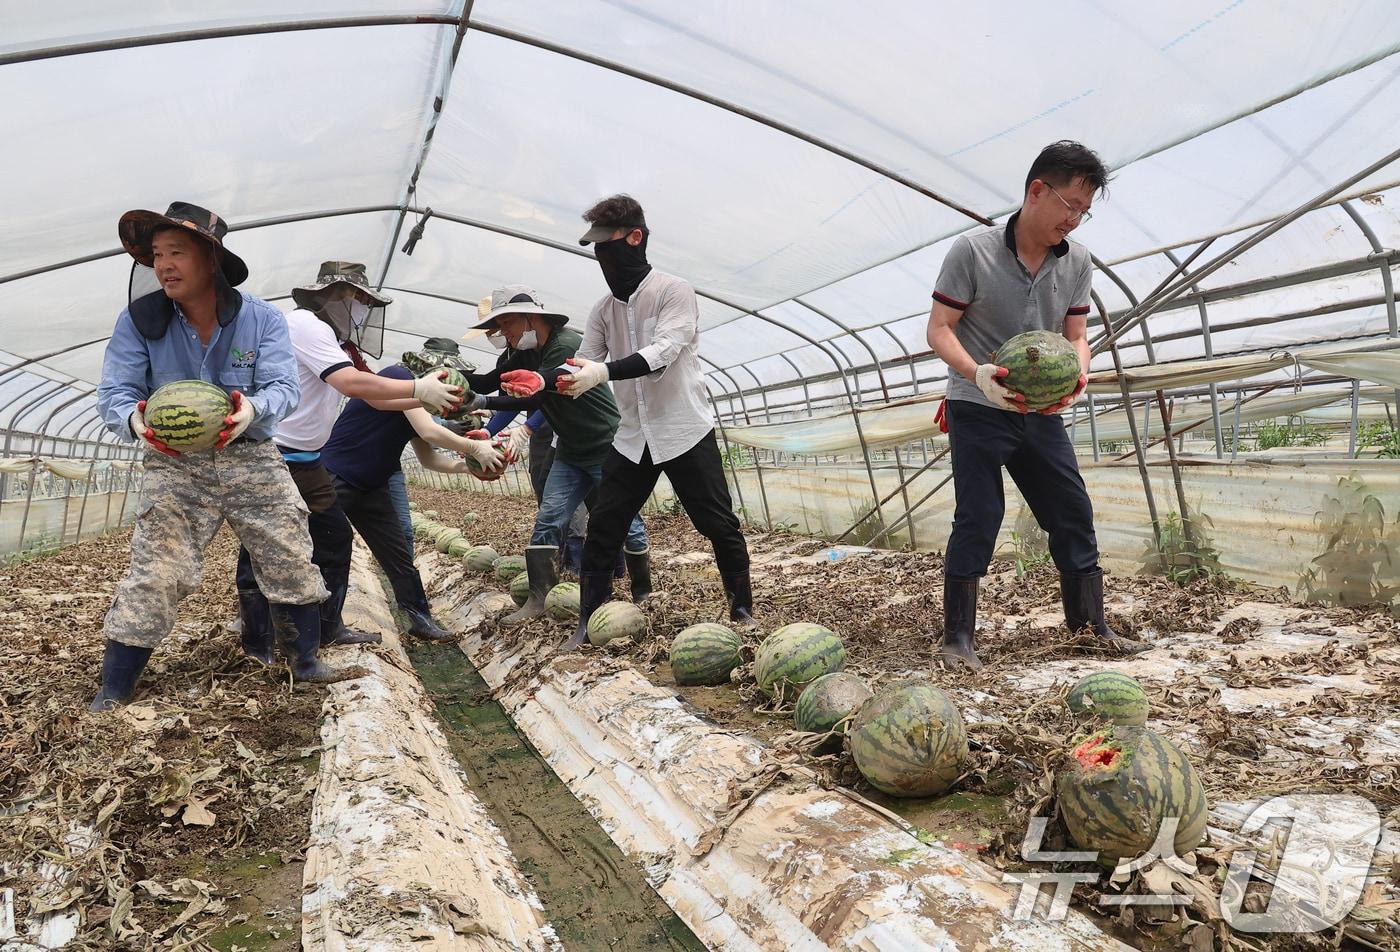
1044, 182, 1093, 224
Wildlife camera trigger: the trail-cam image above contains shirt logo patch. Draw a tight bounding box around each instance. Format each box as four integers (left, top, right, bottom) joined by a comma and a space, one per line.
231, 347, 257, 369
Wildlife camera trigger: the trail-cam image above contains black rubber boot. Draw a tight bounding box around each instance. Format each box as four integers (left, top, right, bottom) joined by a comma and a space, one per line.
318, 575, 380, 646
274, 603, 366, 683
625, 548, 652, 603
1061, 570, 1149, 654
321, 623, 382, 647
560, 536, 583, 578
237, 586, 277, 665
940, 576, 983, 672
565, 571, 614, 651
505, 546, 558, 624
89, 641, 154, 712
721, 571, 756, 626
404, 606, 455, 642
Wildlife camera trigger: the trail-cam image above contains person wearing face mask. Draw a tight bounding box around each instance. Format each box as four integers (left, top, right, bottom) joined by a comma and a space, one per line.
500, 195, 753, 651
477, 286, 650, 624
232, 262, 465, 663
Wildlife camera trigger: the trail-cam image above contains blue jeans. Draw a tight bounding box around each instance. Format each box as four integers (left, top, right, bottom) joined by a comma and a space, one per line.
386, 471, 414, 552
532, 458, 647, 551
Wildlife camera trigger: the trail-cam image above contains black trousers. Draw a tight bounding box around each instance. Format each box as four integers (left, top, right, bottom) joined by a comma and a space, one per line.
944, 399, 1100, 580
581, 430, 749, 576
236, 458, 352, 634
528, 424, 555, 503
329, 473, 431, 613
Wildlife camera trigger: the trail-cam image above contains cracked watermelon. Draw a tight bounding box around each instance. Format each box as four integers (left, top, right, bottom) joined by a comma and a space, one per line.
849, 681, 968, 797
670, 624, 741, 686
754, 623, 845, 701
1066, 672, 1149, 726
994, 330, 1081, 410
144, 380, 232, 452
1056, 725, 1207, 867
586, 602, 646, 646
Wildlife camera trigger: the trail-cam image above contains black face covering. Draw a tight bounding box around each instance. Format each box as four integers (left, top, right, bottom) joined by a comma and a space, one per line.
594, 231, 652, 301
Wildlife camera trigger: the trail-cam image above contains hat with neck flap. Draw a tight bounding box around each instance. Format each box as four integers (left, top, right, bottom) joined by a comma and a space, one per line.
119, 201, 247, 339
292, 261, 391, 359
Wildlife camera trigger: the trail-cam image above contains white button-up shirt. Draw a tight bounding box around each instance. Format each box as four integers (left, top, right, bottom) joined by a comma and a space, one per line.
577, 270, 714, 464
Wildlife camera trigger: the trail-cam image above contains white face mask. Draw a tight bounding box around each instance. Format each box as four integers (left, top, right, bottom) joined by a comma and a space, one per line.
486, 330, 508, 351
515, 329, 540, 351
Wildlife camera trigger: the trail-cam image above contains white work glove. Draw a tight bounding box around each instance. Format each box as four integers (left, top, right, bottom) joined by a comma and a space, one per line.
557, 357, 609, 399
461, 436, 505, 476
505, 424, 531, 463
130, 401, 180, 457
215, 390, 258, 448
412, 369, 462, 417
974, 364, 1026, 413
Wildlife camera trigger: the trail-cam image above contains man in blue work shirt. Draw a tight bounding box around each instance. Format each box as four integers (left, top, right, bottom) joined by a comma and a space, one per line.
92, 202, 355, 711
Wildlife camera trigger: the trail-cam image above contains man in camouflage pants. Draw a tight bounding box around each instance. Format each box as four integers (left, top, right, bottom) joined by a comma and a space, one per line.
92, 201, 356, 711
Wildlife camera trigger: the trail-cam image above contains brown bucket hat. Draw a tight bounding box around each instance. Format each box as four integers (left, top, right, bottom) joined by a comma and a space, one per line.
118, 201, 249, 287
291, 260, 393, 312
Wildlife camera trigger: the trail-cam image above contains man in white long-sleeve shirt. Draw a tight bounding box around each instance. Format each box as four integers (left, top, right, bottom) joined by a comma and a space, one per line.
555, 194, 754, 646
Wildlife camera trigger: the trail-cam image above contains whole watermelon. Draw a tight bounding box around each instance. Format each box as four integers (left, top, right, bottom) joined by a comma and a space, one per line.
754, 623, 845, 701
143, 380, 232, 452
1066, 672, 1149, 727
434, 529, 464, 553
508, 572, 532, 607
545, 582, 581, 620
586, 602, 646, 646
424, 510, 439, 519
994, 330, 1082, 410
671, 624, 741, 686
795, 672, 873, 736
463, 546, 499, 573
446, 538, 471, 559
493, 556, 526, 583
850, 681, 968, 797
1056, 725, 1207, 867
437, 369, 476, 421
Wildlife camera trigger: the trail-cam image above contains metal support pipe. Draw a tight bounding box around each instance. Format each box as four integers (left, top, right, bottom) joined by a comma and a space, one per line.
73, 459, 97, 544
1087, 392, 1100, 461
1165, 248, 1224, 458
794, 298, 892, 401
876, 325, 920, 394
777, 354, 814, 414
1231, 391, 1244, 460
1349, 378, 1362, 457
835, 446, 949, 543
16, 459, 40, 555
1340, 199, 1400, 412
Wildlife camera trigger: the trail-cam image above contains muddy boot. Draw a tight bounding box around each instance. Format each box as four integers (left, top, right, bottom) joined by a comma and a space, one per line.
505, 546, 558, 625
404, 607, 455, 642
274, 603, 366, 683
319, 575, 382, 647
1061, 570, 1148, 654
940, 576, 983, 672
721, 571, 756, 627
564, 571, 614, 651
625, 548, 652, 603
236, 586, 277, 666
321, 624, 382, 647
89, 640, 154, 712
560, 536, 583, 578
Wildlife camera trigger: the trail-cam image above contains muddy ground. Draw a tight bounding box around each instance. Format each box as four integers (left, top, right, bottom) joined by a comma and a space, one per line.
1, 527, 321, 951
411, 482, 1400, 952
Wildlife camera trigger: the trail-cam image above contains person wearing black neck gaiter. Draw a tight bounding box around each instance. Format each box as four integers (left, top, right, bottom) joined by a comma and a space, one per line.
593, 230, 653, 302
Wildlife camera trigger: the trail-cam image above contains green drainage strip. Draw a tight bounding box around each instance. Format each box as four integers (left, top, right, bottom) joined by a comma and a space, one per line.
408, 641, 707, 952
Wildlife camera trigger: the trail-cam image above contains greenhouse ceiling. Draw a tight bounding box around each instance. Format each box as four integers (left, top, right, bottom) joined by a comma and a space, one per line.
3, 1, 1400, 442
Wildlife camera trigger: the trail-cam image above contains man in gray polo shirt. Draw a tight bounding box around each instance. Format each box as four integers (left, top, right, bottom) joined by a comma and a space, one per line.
927, 140, 1146, 670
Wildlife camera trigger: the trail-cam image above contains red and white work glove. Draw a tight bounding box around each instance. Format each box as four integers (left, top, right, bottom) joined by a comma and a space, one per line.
1039, 375, 1087, 415
499, 369, 545, 397
974, 364, 1026, 414
557, 357, 608, 398
461, 429, 506, 480
216, 390, 258, 448
413, 369, 462, 416
130, 401, 179, 457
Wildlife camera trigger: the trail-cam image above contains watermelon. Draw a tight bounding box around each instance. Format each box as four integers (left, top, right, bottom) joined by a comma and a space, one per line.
1056, 725, 1207, 867
795, 672, 873, 737
463, 546, 499, 573
849, 681, 969, 798
509, 572, 532, 607
424, 510, 439, 519
408, 502, 419, 511
446, 538, 471, 559
586, 602, 646, 646
754, 623, 845, 700
434, 529, 464, 553
438, 369, 475, 421
143, 380, 232, 452
545, 582, 580, 620
493, 556, 526, 583
670, 624, 741, 686
463, 512, 478, 525
1066, 672, 1149, 726
994, 330, 1082, 410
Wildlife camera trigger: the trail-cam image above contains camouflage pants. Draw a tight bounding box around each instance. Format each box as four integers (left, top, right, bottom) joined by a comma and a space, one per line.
105, 440, 328, 649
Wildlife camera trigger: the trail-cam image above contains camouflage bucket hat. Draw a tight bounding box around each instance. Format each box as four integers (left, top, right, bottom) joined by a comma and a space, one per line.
402, 336, 476, 377
118, 201, 249, 287
292, 261, 392, 312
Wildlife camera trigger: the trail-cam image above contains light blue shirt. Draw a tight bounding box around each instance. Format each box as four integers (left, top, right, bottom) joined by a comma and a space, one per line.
97, 291, 300, 443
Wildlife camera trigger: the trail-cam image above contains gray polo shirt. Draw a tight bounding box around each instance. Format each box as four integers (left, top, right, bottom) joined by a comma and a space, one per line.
933, 212, 1092, 408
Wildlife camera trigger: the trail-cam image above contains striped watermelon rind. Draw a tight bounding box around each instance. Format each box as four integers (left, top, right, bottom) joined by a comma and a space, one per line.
1066, 672, 1149, 726
424, 510, 439, 519
754, 623, 845, 701
144, 380, 232, 452
446, 538, 471, 559
849, 680, 969, 798
434, 529, 464, 553
1055, 725, 1208, 867
438, 369, 476, 421
463, 546, 500, 573
509, 572, 531, 607
586, 602, 646, 646
493, 556, 526, 583
994, 330, 1081, 410
545, 582, 580, 620
671, 624, 741, 686
794, 672, 873, 736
